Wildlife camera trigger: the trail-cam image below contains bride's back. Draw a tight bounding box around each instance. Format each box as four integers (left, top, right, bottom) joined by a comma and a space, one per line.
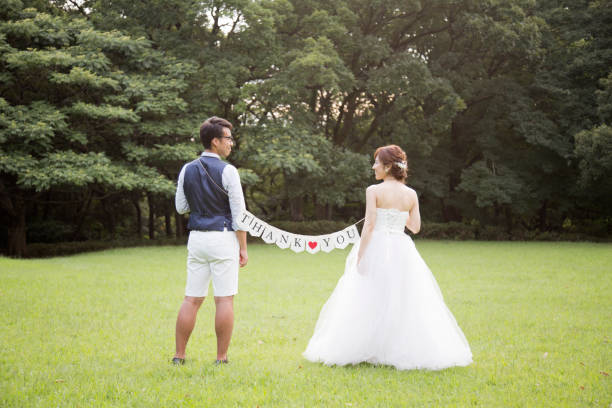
374, 181, 416, 213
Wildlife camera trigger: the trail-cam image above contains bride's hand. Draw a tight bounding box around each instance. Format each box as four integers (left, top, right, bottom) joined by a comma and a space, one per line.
356, 255, 366, 275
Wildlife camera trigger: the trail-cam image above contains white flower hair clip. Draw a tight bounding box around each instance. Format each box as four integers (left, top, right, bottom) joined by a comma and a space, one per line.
395, 161, 407, 170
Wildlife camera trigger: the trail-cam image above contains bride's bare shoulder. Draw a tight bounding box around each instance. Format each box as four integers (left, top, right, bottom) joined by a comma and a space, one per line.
403, 185, 418, 196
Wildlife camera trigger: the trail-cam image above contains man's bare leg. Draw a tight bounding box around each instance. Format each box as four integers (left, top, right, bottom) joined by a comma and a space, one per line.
214, 296, 234, 361
174, 296, 205, 359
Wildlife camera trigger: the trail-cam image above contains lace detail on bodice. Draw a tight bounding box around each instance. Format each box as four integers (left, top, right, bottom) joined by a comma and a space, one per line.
373, 208, 409, 233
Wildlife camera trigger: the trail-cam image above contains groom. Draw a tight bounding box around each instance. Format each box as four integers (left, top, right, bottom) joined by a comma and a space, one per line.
172, 116, 248, 365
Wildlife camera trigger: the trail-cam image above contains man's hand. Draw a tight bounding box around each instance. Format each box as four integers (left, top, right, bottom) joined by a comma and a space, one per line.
236, 231, 248, 267
239, 249, 248, 267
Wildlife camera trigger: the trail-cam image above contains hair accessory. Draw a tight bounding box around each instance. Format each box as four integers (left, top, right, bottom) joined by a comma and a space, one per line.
395, 161, 407, 170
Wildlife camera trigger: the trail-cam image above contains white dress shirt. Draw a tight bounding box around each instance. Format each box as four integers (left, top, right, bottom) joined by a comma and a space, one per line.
175, 152, 246, 231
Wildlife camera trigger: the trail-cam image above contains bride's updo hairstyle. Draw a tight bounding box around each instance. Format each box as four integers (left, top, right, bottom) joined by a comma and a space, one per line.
374, 145, 409, 181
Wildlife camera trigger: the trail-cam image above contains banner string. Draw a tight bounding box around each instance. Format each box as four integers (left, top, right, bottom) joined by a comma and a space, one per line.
198, 158, 366, 232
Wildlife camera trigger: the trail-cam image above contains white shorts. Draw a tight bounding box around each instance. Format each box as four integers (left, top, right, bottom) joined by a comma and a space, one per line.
185, 230, 239, 297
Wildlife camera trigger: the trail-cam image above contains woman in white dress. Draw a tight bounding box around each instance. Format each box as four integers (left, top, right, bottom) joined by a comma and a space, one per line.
303, 145, 472, 370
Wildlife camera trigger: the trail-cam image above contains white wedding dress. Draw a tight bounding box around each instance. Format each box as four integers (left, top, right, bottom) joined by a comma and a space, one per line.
303, 208, 472, 370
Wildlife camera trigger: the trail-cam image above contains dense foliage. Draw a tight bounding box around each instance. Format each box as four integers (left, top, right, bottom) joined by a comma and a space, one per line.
1, 0, 610, 256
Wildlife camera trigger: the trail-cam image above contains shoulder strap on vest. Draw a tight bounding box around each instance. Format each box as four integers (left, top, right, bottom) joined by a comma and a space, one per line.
198, 158, 228, 196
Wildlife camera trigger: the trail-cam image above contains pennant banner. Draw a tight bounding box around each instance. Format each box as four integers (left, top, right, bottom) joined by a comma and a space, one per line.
237, 210, 360, 253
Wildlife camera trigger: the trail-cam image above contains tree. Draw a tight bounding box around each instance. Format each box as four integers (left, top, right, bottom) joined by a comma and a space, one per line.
534, 0, 612, 229
4, 0, 611, 253
413, 0, 558, 230
232, 0, 466, 219
0, 2, 196, 256
233, 123, 371, 221
573, 72, 612, 220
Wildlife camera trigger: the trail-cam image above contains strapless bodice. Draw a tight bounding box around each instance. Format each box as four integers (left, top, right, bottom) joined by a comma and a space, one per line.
373, 208, 409, 233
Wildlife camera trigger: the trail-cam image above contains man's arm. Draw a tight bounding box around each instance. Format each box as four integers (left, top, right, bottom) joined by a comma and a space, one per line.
223, 165, 248, 267
236, 230, 248, 267
175, 165, 190, 214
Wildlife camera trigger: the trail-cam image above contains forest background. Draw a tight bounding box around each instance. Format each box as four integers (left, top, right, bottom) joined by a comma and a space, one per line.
1, 0, 611, 257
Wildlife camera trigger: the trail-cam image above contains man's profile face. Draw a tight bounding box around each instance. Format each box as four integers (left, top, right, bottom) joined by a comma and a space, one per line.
213, 127, 234, 158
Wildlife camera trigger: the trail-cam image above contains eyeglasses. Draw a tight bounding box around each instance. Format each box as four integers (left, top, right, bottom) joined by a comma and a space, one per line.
221, 136, 235, 143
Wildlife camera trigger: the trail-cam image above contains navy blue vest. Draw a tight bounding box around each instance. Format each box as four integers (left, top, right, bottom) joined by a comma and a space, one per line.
183, 155, 234, 231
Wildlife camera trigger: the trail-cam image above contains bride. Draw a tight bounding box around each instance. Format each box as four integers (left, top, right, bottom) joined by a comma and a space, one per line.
303, 145, 472, 370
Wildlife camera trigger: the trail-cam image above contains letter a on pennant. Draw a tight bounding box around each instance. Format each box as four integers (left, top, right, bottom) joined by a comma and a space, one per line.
261, 227, 276, 244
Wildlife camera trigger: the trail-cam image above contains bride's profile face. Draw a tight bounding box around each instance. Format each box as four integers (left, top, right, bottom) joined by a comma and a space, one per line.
372, 156, 386, 180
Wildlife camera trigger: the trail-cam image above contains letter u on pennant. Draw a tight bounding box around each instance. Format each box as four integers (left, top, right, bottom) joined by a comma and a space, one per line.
346, 225, 360, 243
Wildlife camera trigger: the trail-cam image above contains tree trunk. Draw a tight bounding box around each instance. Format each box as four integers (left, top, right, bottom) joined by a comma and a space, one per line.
440, 198, 450, 222
147, 193, 155, 240
440, 197, 461, 223
132, 195, 142, 239
538, 200, 548, 231
289, 196, 304, 221
101, 197, 115, 235
443, 121, 463, 222
42, 192, 51, 220
326, 204, 333, 220
165, 204, 172, 237
335, 92, 358, 146
314, 198, 326, 220
7, 197, 26, 258
494, 202, 501, 224
72, 192, 93, 240
175, 212, 185, 238
504, 205, 513, 234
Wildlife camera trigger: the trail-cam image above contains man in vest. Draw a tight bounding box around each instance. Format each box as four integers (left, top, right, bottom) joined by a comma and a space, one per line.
172, 116, 248, 365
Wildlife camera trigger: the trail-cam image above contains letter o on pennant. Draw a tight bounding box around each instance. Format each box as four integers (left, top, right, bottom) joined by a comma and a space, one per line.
335, 233, 349, 249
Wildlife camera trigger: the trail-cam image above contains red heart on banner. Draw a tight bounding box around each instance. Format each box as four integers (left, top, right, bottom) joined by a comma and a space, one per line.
308, 241, 318, 249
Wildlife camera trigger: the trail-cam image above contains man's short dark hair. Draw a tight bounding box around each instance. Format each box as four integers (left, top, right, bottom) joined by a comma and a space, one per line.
199, 116, 233, 148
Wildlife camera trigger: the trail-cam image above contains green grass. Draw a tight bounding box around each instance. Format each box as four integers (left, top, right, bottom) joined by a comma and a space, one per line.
1, 241, 611, 407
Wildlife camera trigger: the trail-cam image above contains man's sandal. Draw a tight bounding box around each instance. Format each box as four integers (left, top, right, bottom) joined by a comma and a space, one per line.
172, 357, 185, 365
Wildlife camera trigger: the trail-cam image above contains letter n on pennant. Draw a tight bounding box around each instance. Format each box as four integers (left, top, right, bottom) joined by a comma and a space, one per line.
276, 233, 291, 249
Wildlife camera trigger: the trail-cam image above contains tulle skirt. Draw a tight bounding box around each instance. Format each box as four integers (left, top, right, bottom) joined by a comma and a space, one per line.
303, 231, 472, 370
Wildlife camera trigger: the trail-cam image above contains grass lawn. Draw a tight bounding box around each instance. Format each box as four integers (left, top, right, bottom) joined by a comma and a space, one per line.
0, 240, 610, 407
